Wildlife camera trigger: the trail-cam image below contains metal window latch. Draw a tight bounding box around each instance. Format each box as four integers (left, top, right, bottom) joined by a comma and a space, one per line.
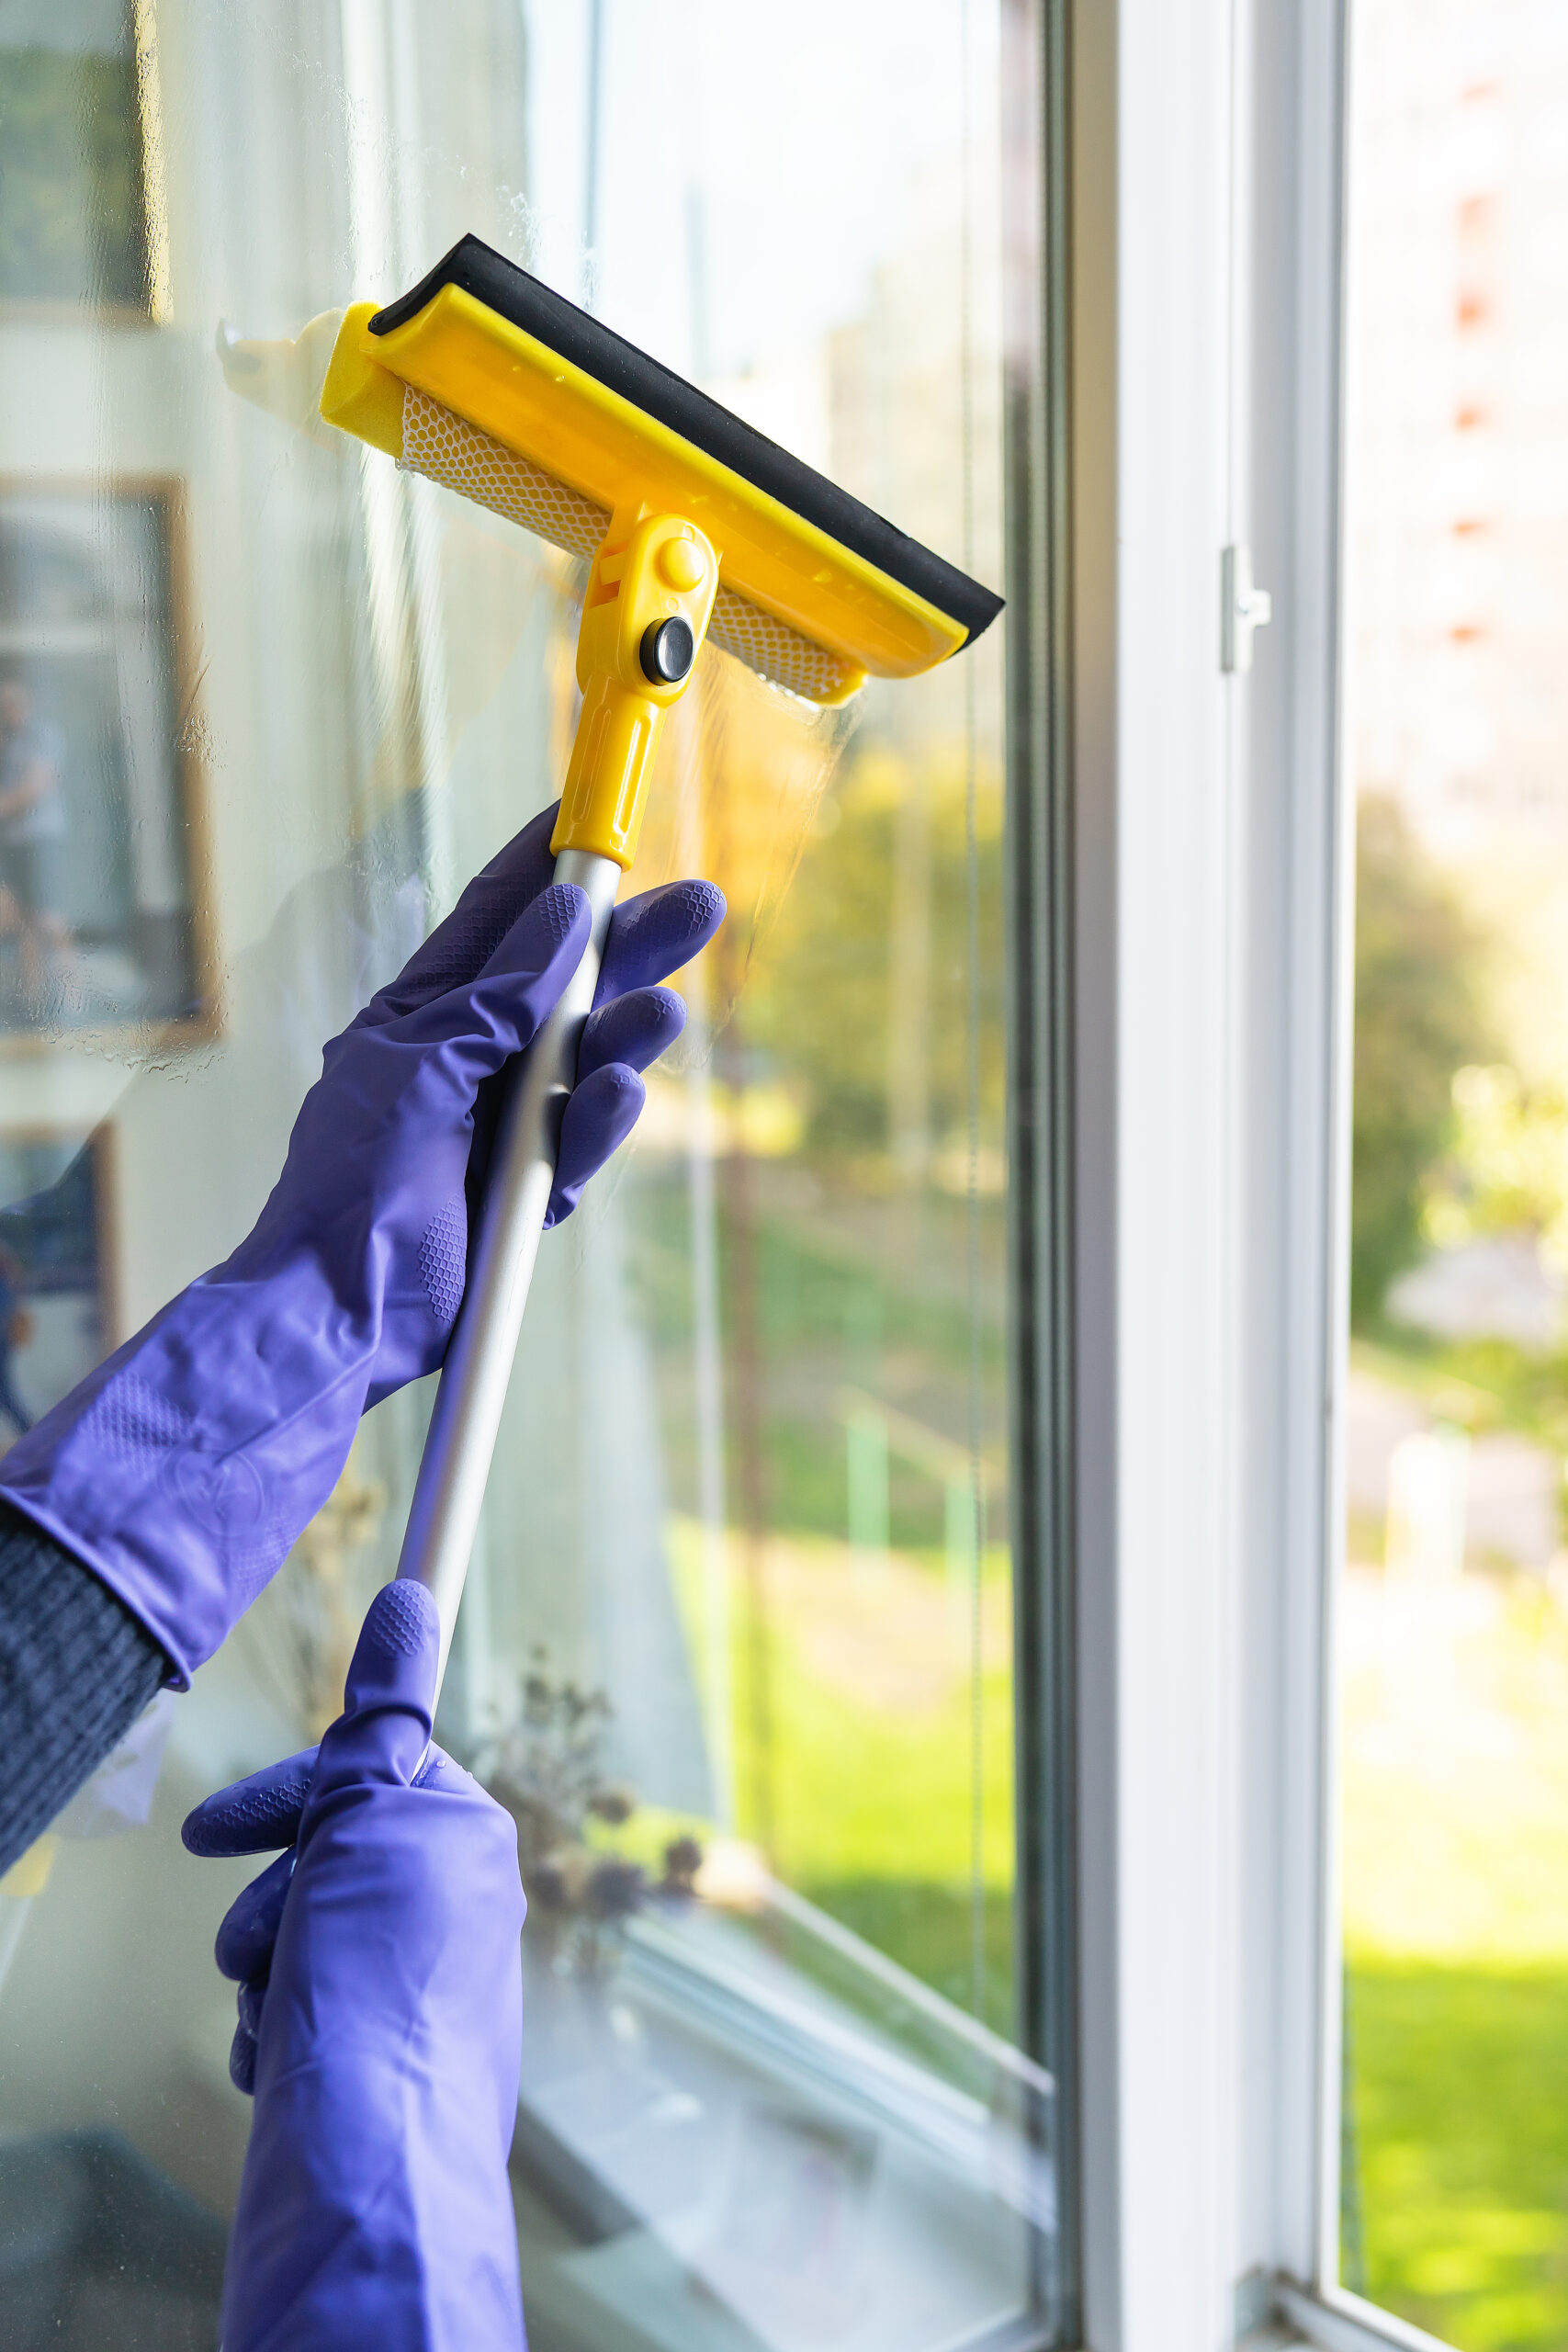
1221, 543, 1272, 673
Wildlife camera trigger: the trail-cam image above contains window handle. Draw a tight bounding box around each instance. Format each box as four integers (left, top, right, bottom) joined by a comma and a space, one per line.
1221, 542, 1273, 673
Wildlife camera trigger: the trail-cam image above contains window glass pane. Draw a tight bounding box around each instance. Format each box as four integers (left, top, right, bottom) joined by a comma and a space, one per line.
0, 6, 1052, 2346
1340, 5, 1568, 2343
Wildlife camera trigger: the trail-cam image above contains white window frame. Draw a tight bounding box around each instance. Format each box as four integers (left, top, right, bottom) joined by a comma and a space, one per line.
1030, 0, 1466, 2346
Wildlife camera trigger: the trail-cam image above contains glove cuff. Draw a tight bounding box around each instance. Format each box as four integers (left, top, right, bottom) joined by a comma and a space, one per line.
0, 1264, 371, 1683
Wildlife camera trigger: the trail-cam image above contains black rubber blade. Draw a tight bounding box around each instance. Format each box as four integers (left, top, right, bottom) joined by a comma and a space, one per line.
371, 234, 1003, 646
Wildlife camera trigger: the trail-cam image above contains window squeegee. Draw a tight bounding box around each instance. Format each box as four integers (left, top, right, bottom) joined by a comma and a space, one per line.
319, 234, 1003, 1690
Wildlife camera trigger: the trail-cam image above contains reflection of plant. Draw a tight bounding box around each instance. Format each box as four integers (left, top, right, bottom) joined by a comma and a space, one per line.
663, 1836, 703, 1896
239, 1455, 387, 1741
470, 1656, 702, 1972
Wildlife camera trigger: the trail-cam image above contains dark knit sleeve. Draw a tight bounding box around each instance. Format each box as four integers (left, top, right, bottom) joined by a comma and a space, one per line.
0, 1497, 171, 1879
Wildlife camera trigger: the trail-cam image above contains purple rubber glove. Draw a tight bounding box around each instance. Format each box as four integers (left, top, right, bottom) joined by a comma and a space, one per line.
184, 1579, 526, 2352
0, 804, 723, 1683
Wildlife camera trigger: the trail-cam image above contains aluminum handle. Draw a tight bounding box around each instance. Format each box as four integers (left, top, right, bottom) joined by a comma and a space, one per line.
395, 847, 622, 1690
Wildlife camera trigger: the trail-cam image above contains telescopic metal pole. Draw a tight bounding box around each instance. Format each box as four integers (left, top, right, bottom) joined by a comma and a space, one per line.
393, 846, 621, 1692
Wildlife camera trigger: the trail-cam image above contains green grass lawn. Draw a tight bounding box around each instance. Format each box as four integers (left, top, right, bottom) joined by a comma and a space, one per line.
656, 1509, 1568, 2351
666, 1513, 1017, 2034
1343, 1563, 1568, 2351
797, 1878, 1015, 2025
1348, 1961, 1568, 2351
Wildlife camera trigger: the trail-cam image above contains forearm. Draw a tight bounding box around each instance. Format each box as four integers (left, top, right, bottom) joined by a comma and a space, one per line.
0, 1267, 366, 1685
0, 1498, 169, 1875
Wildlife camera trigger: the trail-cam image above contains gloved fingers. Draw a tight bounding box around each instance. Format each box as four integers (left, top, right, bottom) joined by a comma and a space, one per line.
460, 982, 678, 1212
546, 1065, 645, 1227
466, 984, 684, 1238
214, 1849, 294, 1983
411, 1744, 474, 1793
229, 2004, 261, 2098
395, 884, 590, 1082
181, 1747, 320, 1858
597, 878, 726, 1003
236, 1975, 266, 2041
309, 1579, 441, 1801
357, 803, 560, 1026
578, 985, 687, 1080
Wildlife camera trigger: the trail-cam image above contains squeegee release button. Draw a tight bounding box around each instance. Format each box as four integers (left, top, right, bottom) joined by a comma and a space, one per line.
640, 616, 695, 685
659, 537, 706, 591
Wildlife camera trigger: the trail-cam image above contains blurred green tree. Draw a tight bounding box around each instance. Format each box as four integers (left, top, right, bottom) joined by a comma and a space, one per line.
743, 747, 1005, 1172
1351, 794, 1496, 1325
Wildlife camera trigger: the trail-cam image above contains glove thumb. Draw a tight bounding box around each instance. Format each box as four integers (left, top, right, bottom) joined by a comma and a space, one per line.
310, 1579, 441, 1799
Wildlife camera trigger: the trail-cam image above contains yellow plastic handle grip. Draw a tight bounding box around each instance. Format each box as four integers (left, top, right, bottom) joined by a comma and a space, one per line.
552, 510, 717, 869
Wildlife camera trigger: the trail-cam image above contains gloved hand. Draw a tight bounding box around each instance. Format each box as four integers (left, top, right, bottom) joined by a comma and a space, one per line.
0, 804, 723, 1682
184, 1578, 526, 2352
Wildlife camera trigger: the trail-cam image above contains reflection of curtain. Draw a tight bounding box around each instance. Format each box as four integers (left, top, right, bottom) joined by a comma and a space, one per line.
490, 1193, 714, 1821
80, 815, 426, 1325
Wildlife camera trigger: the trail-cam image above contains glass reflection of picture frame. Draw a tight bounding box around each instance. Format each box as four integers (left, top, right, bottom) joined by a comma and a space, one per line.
0, 1125, 114, 1456
0, 0, 164, 322
0, 481, 213, 1048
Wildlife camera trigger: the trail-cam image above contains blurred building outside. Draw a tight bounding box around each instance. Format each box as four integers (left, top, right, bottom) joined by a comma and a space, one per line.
1342, 2, 1568, 2337
1348, 0, 1568, 1586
